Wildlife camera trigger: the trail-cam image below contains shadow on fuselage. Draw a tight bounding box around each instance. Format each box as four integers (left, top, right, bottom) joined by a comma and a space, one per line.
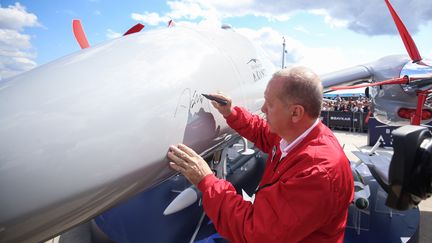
182, 108, 220, 153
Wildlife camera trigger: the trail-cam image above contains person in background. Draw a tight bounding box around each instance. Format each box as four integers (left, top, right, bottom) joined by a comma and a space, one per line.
167, 66, 354, 243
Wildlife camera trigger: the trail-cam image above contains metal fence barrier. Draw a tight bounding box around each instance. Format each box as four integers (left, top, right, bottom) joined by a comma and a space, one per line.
320, 111, 369, 132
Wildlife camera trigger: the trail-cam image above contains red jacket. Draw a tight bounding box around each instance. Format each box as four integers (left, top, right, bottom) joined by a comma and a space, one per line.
198, 106, 354, 243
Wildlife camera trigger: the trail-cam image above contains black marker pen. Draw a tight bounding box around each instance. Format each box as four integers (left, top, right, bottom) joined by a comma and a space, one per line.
202, 94, 228, 105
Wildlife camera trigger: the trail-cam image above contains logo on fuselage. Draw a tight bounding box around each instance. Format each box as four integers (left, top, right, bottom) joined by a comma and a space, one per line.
247, 58, 258, 64
247, 58, 266, 82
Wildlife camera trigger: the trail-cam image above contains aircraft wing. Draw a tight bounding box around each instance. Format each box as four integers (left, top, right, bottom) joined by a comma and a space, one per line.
352, 150, 394, 192
321, 65, 372, 92
320, 55, 411, 92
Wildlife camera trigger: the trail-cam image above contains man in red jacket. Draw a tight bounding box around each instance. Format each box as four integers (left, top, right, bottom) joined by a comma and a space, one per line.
168, 66, 354, 242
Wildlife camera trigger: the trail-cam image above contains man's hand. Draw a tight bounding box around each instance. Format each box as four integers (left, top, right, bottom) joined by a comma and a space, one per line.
167, 144, 213, 185
209, 93, 232, 117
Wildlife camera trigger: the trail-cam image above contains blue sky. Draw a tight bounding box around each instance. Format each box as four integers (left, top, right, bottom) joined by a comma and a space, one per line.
1, 0, 432, 80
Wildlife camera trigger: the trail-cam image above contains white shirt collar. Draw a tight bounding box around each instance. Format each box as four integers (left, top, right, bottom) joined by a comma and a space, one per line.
279, 119, 319, 158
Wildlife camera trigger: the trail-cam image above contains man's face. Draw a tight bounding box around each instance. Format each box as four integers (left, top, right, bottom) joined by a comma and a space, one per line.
261, 78, 291, 135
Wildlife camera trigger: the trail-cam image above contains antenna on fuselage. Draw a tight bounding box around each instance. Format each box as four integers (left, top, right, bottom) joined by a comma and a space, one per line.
281, 37, 287, 69
221, 24, 232, 30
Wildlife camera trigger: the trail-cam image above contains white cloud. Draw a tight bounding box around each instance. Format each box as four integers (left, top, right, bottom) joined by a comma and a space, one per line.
106, 29, 122, 39
0, 3, 39, 80
131, 12, 169, 26
129, 0, 393, 75
164, 0, 293, 22
153, 0, 432, 36
236, 27, 286, 66
0, 49, 36, 80
293, 26, 311, 35
166, 0, 209, 19
204, 0, 254, 9
235, 26, 351, 74
0, 2, 39, 30
0, 29, 32, 49
294, 46, 349, 75
132, 0, 223, 28
308, 9, 348, 29
133, 0, 432, 75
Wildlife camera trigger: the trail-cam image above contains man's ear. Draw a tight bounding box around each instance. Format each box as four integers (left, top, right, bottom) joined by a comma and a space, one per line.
291, 105, 304, 123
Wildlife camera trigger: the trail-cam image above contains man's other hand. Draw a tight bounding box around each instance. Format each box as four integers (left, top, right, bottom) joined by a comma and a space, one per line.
167, 144, 213, 185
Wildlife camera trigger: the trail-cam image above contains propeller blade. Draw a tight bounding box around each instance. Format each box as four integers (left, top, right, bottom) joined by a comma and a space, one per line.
123, 23, 145, 36
331, 76, 410, 90
72, 20, 90, 49
384, 0, 422, 62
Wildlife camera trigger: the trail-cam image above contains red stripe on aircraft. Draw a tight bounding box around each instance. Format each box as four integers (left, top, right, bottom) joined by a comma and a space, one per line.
72, 20, 90, 49
331, 76, 412, 90
124, 23, 145, 36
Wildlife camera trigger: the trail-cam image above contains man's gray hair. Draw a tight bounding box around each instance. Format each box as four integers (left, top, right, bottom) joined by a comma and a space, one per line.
273, 66, 323, 118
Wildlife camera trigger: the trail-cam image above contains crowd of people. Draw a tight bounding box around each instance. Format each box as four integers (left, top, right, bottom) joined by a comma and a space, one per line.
322, 95, 370, 113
